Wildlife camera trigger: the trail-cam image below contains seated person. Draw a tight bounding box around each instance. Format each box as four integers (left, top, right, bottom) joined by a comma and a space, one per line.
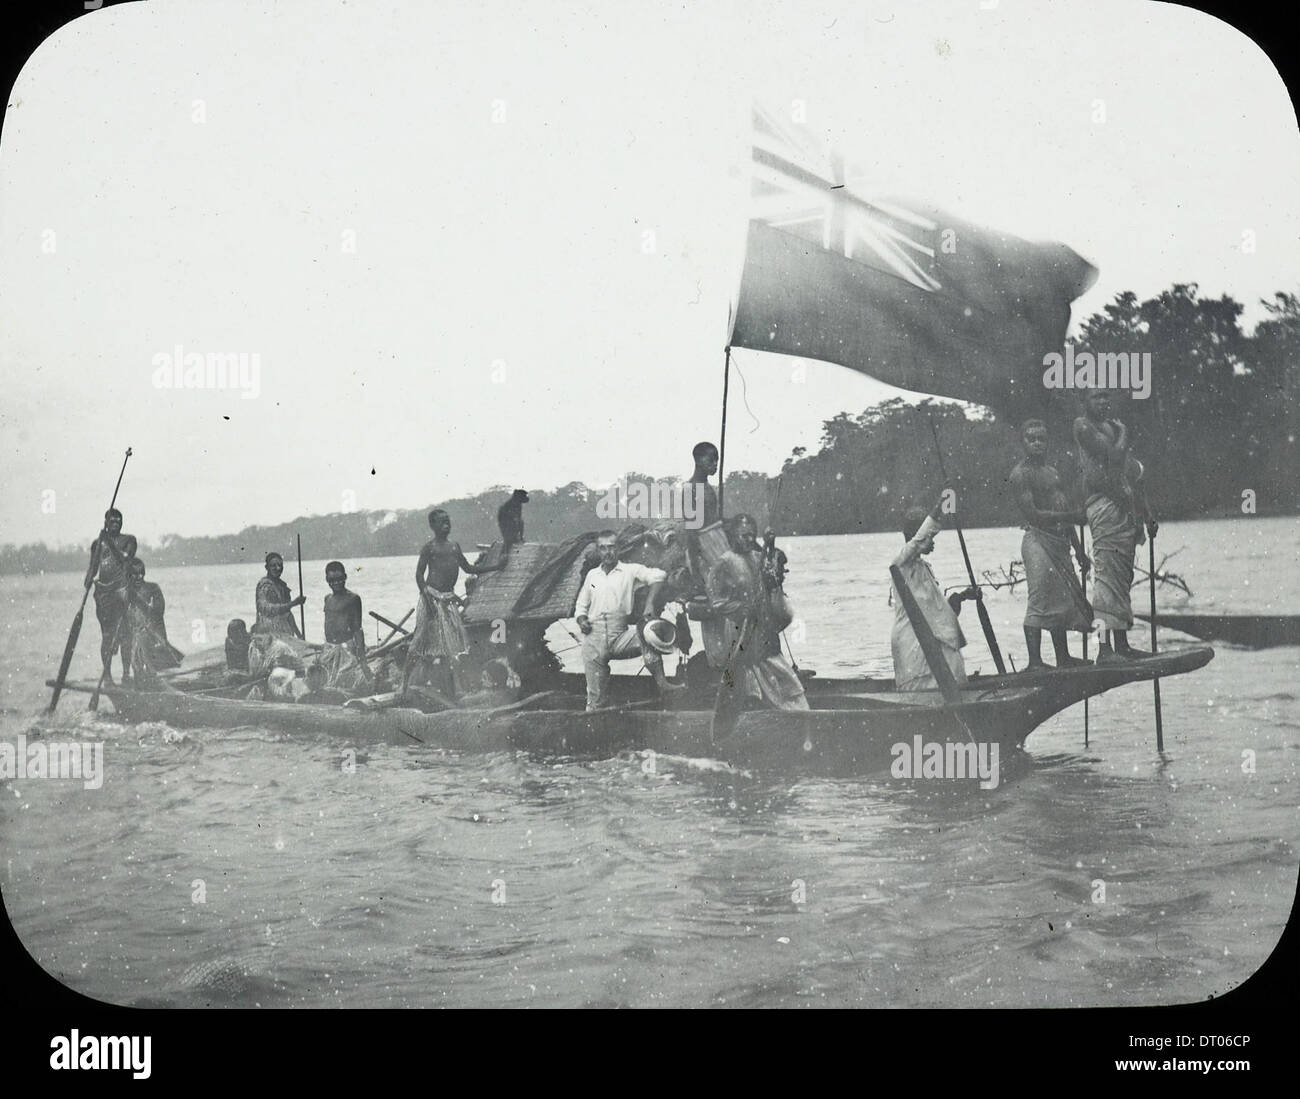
247, 633, 309, 677
125, 557, 183, 682
225, 619, 251, 673
370, 652, 403, 694
456, 659, 522, 709
298, 662, 350, 705
251, 665, 308, 702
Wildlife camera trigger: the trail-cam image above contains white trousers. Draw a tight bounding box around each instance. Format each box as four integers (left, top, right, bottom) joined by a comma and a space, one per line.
581, 615, 662, 711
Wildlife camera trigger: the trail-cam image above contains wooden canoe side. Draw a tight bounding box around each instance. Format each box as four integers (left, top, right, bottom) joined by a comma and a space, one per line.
98, 644, 1213, 774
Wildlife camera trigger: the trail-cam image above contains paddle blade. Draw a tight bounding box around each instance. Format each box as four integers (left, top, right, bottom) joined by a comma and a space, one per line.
974, 598, 1007, 675
48, 608, 86, 712
710, 618, 752, 743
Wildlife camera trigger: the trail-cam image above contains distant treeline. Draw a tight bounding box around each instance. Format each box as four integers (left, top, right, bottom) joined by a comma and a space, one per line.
6, 283, 1296, 576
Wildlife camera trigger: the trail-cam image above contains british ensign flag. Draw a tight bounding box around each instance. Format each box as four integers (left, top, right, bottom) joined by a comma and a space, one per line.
748, 103, 941, 292
730, 103, 1098, 417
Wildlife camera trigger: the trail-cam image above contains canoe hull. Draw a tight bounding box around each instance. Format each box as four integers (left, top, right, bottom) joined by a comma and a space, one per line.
103, 644, 1215, 775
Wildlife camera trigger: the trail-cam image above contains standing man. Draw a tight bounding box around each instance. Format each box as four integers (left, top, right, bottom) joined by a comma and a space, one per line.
321, 561, 369, 690
1074, 391, 1159, 662
575, 530, 682, 711
248, 552, 308, 676
1008, 419, 1093, 670
84, 508, 138, 685
253, 553, 305, 638
402, 509, 502, 698
684, 440, 723, 611
688, 441, 721, 529
890, 498, 981, 692
695, 514, 808, 712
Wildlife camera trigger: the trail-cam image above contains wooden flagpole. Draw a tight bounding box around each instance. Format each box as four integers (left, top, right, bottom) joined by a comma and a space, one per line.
717, 347, 731, 519
1080, 521, 1090, 748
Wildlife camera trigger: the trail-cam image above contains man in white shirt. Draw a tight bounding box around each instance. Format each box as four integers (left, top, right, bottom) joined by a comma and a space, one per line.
575, 530, 681, 711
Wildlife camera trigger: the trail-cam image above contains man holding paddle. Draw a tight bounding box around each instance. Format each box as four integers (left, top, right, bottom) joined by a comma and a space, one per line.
84, 508, 138, 686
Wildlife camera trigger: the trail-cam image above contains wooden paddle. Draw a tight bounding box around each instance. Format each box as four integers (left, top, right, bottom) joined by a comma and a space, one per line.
44, 679, 96, 695
1148, 529, 1164, 752
372, 607, 414, 647
369, 609, 413, 639
88, 612, 127, 711
709, 613, 754, 744
49, 448, 133, 712
486, 690, 561, 719
926, 415, 1006, 674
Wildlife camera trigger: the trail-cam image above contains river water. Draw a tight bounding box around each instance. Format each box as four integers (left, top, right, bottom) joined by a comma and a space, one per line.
2, 518, 1296, 1008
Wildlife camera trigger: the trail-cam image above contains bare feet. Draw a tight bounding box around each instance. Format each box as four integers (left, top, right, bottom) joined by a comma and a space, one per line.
1054, 655, 1091, 668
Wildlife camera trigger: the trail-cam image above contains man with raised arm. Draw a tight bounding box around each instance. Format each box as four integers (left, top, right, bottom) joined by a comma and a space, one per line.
84, 508, 138, 685
1008, 419, 1093, 671
402, 509, 502, 699
1074, 391, 1159, 662
889, 496, 981, 692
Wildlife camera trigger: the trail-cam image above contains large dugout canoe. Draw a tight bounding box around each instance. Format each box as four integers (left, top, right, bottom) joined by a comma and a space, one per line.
87, 644, 1215, 775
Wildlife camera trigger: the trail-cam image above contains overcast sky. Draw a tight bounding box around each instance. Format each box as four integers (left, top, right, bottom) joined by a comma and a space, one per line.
2, 0, 1296, 546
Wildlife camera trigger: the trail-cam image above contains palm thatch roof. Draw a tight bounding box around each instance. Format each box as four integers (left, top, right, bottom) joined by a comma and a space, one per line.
462, 523, 685, 626
462, 541, 591, 625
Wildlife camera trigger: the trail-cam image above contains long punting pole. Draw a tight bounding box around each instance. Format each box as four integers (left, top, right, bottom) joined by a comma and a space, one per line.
1080, 521, 1089, 748
718, 347, 731, 520
296, 533, 307, 638
925, 413, 1006, 675
1149, 532, 1165, 752
87, 613, 127, 711
49, 447, 133, 712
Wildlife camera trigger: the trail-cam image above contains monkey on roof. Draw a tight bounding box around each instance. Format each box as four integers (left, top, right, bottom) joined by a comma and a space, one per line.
498, 489, 529, 547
